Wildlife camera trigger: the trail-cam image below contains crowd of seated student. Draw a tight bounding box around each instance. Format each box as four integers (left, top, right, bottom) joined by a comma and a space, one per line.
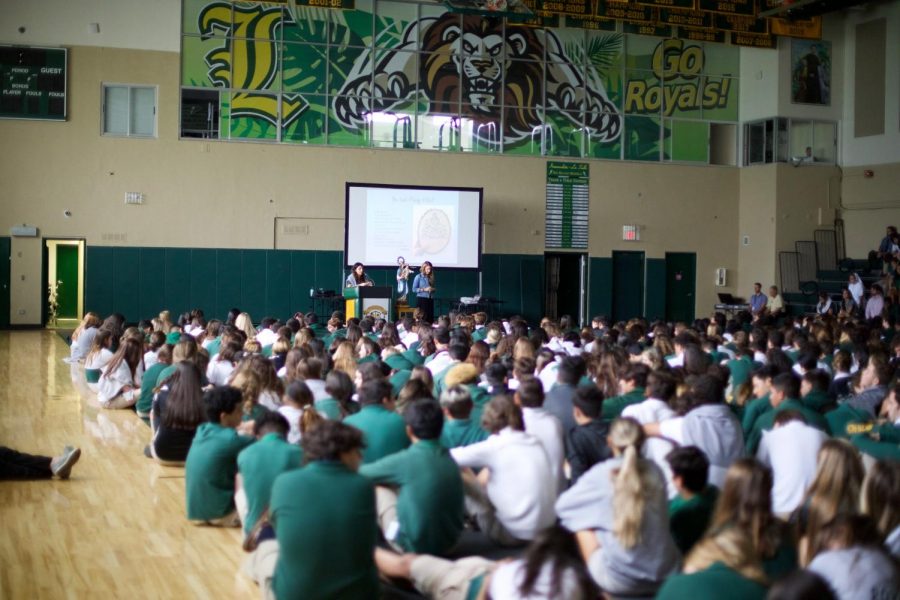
63, 300, 900, 599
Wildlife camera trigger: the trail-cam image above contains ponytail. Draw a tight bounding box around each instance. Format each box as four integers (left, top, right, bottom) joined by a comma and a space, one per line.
613, 444, 645, 549
609, 417, 653, 550
300, 406, 324, 435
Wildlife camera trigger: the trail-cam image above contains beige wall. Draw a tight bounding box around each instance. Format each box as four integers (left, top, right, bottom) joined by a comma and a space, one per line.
841, 162, 900, 257
1, 45, 742, 324
738, 165, 778, 295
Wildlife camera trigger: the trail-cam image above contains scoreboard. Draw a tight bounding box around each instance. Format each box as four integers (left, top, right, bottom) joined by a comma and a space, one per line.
0, 45, 67, 121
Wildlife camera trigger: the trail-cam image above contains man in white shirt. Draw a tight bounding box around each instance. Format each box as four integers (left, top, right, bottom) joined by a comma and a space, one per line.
622, 371, 678, 497
426, 327, 453, 376
756, 410, 827, 516
450, 395, 556, 545
514, 377, 565, 494
255, 317, 280, 348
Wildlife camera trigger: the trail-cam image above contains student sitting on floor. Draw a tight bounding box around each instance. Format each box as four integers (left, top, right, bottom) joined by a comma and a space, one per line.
757, 410, 828, 517
515, 377, 565, 494
97, 337, 144, 409
565, 385, 612, 484
438, 385, 488, 450
344, 379, 410, 464
655, 526, 767, 600
83, 330, 114, 392
703, 458, 797, 580
206, 337, 241, 386
666, 446, 718, 556
792, 439, 865, 566
247, 420, 379, 599
278, 380, 322, 445
235, 411, 302, 540
374, 524, 597, 600
806, 515, 899, 600
0, 445, 81, 480
143, 330, 167, 370
147, 361, 206, 464
316, 369, 356, 420
864, 460, 900, 561
556, 417, 680, 597
359, 399, 464, 555
184, 386, 253, 526
450, 395, 557, 546
137, 344, 171, 420
66, 312, 102, 363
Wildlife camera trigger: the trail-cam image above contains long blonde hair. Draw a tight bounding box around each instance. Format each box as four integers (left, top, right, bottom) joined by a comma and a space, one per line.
798, 439, 863, 565
73, 312, 102, 340
861, 459, 900, 547
685, 527, 767, 584
332, 341, 357, 380
234, 312, 258, 339
609, 417, 660, 549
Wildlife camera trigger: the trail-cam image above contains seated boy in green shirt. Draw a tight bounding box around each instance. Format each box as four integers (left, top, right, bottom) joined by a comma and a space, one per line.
438, 385, 488, 449
666, 445, 718, 556
360, 399, 465, 555
185, 386, 254, 526
800, 369, 834, 414
236, 411, 303, 538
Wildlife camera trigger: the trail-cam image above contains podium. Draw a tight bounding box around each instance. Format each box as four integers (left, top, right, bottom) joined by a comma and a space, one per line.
344, 286, 393, 321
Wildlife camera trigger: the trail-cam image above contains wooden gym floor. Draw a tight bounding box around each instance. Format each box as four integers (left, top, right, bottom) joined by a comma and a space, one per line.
0, 331, 257, 599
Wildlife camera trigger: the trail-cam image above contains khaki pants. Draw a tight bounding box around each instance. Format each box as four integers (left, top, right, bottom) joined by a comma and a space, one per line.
410, 555, 494, 600
235, 487, 249, 531
245, 539, 279, 600
460, 472, 524, 547
375, 486, 403, 552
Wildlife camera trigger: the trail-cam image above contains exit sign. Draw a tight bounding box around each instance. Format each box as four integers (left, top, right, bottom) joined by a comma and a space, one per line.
623, 225, 640, 241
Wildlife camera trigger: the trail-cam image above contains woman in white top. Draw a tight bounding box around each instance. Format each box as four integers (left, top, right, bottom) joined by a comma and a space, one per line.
206, 338, 241, 386
278, 380, 322, 445
815, 291, 833, 316
83, 330, 115, 392
848, 273, 865, 307
68, 312, 102, 363
97, 337, 144, 409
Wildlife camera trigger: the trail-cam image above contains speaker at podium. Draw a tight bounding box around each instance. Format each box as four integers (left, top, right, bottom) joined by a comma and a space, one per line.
343, 286, 394, 321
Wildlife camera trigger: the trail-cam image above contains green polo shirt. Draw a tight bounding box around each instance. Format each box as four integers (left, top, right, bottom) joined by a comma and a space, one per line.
440, 418, 489, 449
137, 362, 168, 415
390, 370, 413, 398
344, 404, 411, 464
825, 404, 872, 439
432, 361, 461, 397
851, 422, 900, 460
741, 394, 771, 438
156, 363, 177, 387
801, 390, 832, 413
669, 486, 719, 555
746, 398, 830, 455
601, 388, 645, 421
359, 439, 464, 555
471, 328, 487, 342
402, 348, 426, 367
315, 397, 344, 420
185, 422, 254, 521
468, 385, 492, 426
727, 356, 753, 391
270, 461, 378, 600
243, 403, 271, 423
237, 433, 302, 534
206, 335, 223, 358
656, 562, 766, 600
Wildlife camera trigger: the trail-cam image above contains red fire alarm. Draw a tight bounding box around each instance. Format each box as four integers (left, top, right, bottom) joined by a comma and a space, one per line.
864, 170, 874, 178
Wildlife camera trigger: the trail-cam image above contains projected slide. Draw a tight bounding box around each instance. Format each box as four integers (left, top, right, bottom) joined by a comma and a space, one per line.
345, 183, 483, 269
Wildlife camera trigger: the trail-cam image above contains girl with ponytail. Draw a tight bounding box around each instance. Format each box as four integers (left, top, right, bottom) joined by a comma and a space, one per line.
556, 417, 680, 596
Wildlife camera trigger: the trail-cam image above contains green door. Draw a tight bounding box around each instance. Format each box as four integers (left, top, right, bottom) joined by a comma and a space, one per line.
0, 237, 9, 329
612, 251, 645, 322
55, 244, 79, 319
665, 252, 696, 323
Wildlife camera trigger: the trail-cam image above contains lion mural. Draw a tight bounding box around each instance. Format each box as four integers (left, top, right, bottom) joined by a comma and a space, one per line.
334, 14, 621, 145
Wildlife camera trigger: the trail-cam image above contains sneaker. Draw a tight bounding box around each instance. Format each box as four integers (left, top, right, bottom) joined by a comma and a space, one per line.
50, 446, 81, 479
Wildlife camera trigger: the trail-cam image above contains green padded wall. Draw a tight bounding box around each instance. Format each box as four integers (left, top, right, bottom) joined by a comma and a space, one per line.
645, 258, 666, 321
84, 247, 544, 324
588, 257, 612, 319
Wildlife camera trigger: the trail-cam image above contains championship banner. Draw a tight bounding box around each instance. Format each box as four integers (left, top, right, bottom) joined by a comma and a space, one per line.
659, 8, 714, 29
770, 16, 822, 40
634, 0, 696, 7
679, 28, 727, 43
697, 0, 755, 16
546, 162, 589, 250
732, 32, 778, 48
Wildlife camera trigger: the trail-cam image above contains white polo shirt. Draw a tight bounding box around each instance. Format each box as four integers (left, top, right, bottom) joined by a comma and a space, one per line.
756, 420, 827, 515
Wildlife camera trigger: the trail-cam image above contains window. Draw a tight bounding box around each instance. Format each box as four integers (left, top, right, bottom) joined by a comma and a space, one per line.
102, 84, 157, 137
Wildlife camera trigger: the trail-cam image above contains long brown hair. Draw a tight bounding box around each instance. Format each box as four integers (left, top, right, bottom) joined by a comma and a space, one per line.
103, 337, 143, 378
421, 261, 434, 286
797, 439, 864, 565
608, 417, 661, 549
73, 312, 102, 340
161, 362, 205, 429
710, 458, 782, 559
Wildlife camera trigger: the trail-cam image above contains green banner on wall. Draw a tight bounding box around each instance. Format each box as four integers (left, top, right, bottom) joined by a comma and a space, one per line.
180, 0, 739, 162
